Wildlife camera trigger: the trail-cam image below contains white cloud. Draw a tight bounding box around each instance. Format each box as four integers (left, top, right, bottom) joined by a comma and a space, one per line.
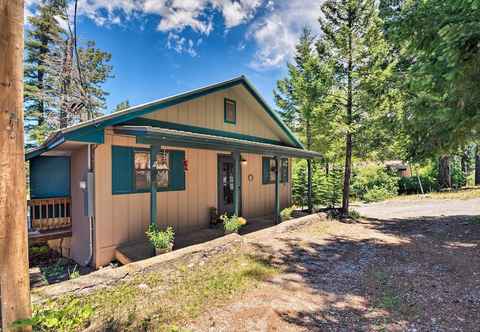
247, 0, 323, 70
167, 32, 199, 57
25, 0, 322, 66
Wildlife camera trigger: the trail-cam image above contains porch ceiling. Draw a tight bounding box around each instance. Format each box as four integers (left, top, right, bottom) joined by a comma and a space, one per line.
114, 125, 322, 159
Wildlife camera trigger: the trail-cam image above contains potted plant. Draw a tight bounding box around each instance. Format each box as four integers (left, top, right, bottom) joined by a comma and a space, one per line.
146, 224, 175, 255
221, 214, 247, 234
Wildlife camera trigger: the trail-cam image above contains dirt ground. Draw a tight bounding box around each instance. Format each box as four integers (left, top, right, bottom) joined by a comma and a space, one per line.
187, 198, 480, 332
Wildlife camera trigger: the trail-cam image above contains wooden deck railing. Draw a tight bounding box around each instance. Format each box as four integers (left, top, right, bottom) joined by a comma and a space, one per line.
28, 197, 72, 231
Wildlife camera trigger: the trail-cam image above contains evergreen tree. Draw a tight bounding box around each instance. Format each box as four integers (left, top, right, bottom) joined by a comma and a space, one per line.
114, 100, 131, 112
25, 1, 113, 142
24, 0, 65, 144
317, 0, 397, 214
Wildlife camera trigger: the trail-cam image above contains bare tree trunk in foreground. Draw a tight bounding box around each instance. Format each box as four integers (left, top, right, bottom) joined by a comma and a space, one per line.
0, 0, 32, 330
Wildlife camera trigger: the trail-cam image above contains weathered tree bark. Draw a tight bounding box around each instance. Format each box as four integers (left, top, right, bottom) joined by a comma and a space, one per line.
475, 145, 480, 186
438, 155, 451, 189
460, 150, 468, 187
341, 17, 353, 215
306, 120, 313, 213
0, 0, 32, 330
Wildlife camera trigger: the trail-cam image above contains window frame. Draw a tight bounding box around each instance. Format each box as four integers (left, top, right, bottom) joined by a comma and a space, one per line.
262, 157, 289, 185
224, 98, 237, 124
133, 148, 172, 193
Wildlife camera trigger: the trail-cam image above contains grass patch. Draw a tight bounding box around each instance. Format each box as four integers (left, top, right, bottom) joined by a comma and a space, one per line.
27, 253, 277, 331
392, 187, 480, 201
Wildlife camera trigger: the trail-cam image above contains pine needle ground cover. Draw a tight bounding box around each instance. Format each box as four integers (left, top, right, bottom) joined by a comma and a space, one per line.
23, 253, 277, 332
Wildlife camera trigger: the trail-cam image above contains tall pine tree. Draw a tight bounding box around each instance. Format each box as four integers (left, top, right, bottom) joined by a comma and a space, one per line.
25, 0, 113, 144
24, 0, 65, 145
317, 0, 397, 214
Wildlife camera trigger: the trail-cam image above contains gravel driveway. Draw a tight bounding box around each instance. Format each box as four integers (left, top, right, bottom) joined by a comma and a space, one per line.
354, 197, 480, 219
188, 198, 480, 332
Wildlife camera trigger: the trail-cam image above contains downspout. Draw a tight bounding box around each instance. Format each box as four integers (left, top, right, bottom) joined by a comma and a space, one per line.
84, 143, 95, 266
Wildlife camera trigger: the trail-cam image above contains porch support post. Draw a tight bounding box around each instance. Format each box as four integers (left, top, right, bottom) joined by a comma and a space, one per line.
274, 156, 281, 224
307, 159, 313, 213
232, 151, 241, 216
150, 145, 159, 226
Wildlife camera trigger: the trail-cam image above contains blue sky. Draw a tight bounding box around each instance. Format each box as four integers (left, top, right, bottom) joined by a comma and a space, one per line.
26, 0, 322, 114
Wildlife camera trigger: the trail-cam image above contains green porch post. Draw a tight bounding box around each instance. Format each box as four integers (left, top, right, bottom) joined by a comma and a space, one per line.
274, 156, 280, 224
150, 145, 159, 226
232, 151, 241, 216
307, 159, 313, 213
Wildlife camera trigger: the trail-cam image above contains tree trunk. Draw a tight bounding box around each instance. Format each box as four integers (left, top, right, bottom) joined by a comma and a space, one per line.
0, 0, 32, 330
438, 155, 451, 189
342, 16, 353, 215
306, 120, 313, 212
475, 146, 480, 186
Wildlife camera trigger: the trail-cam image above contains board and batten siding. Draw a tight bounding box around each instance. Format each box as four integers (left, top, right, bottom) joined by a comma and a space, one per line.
93, 130, 291, 267
141, 84, 291, 144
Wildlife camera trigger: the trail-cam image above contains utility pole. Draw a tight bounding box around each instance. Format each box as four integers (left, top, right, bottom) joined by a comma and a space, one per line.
0, 0, 33, 331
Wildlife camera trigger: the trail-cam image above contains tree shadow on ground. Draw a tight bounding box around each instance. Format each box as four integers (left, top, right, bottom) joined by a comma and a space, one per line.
247, 214, 480, 331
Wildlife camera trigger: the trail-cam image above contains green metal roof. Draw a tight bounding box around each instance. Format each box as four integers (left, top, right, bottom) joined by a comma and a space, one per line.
26, 76, 305, 160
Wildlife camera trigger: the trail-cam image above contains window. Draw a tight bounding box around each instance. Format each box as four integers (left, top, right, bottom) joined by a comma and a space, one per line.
281, 158, 289, 183
155, 151, 169, 188
134, 150, 150, 191
262, 157, 289, 184
134, 150, 170, 191
224, 98, 236, 124
112, 146, 185, 194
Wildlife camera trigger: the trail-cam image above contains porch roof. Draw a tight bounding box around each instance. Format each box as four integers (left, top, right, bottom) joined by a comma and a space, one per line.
114, 126, 322, 159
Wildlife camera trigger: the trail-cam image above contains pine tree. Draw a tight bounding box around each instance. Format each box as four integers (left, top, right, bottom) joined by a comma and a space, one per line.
24, 0, 65, 144
275, 27, 332, 152
317, 0, 397, 214
115, 100, 131, 112
25, 1, 113, 140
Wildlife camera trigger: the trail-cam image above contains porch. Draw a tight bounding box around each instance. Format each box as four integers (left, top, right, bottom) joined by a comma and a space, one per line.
28, 197, 72, 244
114, 215, 279, 264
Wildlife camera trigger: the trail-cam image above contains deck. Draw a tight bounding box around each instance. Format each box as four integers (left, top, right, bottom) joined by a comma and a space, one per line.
115, 215, 276, 265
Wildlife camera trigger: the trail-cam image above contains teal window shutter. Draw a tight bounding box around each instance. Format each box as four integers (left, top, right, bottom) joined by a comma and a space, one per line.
262, 157, 270, 184
169, 150, 185, 191
112, 146, 133, 194
30, 156, 70, 198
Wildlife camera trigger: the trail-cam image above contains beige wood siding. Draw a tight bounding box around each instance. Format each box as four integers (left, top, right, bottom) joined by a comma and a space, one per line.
141, 85, 293, 145
70, 146, 91, 265
93, 131, 292, 267
241, 154, 291, 218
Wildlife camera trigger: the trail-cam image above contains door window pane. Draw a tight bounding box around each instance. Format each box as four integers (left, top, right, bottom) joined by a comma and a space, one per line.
156, 152, 169, 188
134, 151, 150, 191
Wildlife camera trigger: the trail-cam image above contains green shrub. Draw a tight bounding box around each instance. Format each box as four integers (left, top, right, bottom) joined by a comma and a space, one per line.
12, 298, 93, 332
221, 214, 246, 233
363, 187, 394, 202
146, 225, 175, 249
398, 161, 439, 194
351, 165, 399, 202
292, 160, 321, 207
280, 205, 297, 221
317, 166, 343, 208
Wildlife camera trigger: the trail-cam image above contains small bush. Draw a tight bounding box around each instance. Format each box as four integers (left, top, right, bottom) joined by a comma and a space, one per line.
280, 205, 297, 221
363, 187, 394, 202
69, 266, 80, 280
13, 298, 93, 332
146, 225, 175, 249
221, 214, 246, 233
351, 165, 399, 202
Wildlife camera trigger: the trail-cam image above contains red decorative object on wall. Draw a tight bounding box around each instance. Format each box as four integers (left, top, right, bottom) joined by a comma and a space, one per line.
183, 159, 189, 171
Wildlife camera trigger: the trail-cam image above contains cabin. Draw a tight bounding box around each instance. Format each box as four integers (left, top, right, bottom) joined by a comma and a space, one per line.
25, 76, 320, 268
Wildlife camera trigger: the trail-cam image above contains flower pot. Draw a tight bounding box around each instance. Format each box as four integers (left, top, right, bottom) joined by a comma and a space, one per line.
155, 243, 173, 255
224, 229, 238, 235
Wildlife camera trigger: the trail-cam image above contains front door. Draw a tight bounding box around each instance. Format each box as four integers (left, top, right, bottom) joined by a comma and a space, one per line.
217, 155, 238, 215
